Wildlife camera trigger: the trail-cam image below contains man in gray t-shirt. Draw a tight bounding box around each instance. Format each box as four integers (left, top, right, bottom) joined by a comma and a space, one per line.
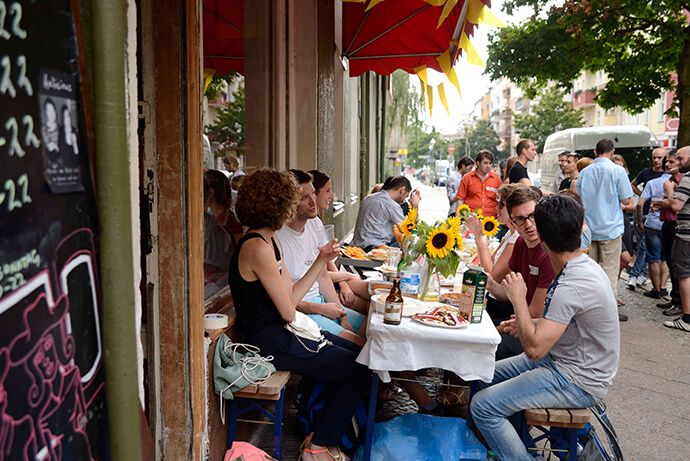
471, 194, 620, 460
352, 176, 420, 250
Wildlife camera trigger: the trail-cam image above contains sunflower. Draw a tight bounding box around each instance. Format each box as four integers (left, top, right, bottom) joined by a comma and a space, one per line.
426, 226, 455, 259
476, 208, 484, 220
399, 207, 418, 237
457, 204, 471, 219
481, 216, 501, 238
446, 215, 461, 239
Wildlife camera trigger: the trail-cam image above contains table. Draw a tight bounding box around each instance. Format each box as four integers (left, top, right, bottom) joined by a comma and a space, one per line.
357, 304, 501, 461
357, 308, 501, 383
335, 255, 383, 279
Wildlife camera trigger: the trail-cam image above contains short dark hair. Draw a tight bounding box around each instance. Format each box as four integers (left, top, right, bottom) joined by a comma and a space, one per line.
382, 175, 411, 192
288, 169, 313, 185
458, 156, 474, 169
505, 185, 542, 215
516, 139, 533, 156
308, 169, 331, 193
595, 139, 615, 156
476, 150, 494, 164
535, 194, 583, 252
204, 169, 231, 205
558, 151, 569, 158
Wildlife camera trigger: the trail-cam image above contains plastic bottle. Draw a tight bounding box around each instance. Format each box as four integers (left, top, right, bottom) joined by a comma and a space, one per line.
399, 230, 422, 296
400, 256, 422, 296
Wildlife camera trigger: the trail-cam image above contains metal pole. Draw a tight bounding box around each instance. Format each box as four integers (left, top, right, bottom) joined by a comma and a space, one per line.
92, 1, 143, 459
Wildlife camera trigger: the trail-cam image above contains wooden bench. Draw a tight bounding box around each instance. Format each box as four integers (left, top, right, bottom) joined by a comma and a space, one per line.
204, 290, 291, 461
521, 408, 591, 461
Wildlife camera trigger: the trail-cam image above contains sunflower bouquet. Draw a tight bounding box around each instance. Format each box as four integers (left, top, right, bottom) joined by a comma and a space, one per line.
457, 205, 500, 239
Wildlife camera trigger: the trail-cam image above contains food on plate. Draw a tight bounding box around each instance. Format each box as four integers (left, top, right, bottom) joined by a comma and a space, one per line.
368, 280, 393, 295
440, 292, 472, 320
367, 246, 389, 261
342, 246, 368, 260
412, 306, 468, 327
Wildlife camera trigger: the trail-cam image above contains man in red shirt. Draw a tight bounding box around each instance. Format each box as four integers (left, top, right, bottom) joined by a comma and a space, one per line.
455, 150, 503, 217
486, 186, 557, 359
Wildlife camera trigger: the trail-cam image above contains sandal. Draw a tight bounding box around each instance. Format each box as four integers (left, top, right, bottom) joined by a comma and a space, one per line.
299, 446, 346, 461
437, 388, 468, 407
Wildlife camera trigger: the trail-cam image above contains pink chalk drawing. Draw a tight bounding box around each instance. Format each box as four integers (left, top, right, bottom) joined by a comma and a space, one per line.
0, 228, 105, 460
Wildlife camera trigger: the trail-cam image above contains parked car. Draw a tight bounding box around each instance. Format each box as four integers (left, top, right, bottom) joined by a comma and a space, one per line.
531, 125, 659, 191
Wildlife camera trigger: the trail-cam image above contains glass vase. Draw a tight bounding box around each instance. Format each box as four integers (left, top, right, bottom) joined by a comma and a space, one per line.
419, 260, 441, 302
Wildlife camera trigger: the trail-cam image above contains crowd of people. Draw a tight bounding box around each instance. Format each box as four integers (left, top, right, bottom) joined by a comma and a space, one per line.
202, 136, 690, 460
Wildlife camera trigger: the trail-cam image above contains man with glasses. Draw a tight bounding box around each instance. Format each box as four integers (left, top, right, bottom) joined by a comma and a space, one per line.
486, 186, 556, 359
577, 139, 634, 321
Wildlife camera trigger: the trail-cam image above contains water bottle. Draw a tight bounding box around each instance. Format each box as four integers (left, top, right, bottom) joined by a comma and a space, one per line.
400, 256, 422, 296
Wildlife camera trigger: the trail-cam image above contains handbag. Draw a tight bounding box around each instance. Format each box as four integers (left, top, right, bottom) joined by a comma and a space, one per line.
214, 334, 276, 424
285, 311, 331, 353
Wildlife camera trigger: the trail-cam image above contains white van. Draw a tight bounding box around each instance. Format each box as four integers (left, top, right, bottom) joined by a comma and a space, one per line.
532, 125, 659, 191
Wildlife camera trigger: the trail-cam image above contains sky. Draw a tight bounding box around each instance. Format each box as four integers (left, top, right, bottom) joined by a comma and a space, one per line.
417, 0, 531, 135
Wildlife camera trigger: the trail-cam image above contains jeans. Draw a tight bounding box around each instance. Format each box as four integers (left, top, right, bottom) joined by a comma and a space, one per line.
471, 354, 597, 461
644, 227, 663, 262
630, 217, 648, 279
662, 222, 681, 305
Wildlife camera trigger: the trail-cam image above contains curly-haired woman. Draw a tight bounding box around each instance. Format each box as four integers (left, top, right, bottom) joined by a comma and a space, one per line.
229, 169, 369, 461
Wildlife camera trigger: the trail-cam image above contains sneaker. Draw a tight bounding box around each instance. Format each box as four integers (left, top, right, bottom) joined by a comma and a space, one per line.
657, 300, 674, 309
660, 288, 669, 297
626, 276, 638, 291
618, 312, 629, 322
663, 316, 690, 332
663, 306, 682, 316
637, 277, 651, 288
643, 289, 662, 299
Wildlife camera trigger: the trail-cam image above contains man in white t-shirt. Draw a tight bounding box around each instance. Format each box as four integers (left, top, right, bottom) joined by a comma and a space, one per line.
275, 170, 366, 345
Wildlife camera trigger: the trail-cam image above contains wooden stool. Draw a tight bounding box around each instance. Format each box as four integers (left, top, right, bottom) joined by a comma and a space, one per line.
521, 408, 591, 461
227, 371, 292, 460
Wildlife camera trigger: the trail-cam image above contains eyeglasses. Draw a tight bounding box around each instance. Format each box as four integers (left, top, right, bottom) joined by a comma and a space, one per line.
510, 213, 536, 226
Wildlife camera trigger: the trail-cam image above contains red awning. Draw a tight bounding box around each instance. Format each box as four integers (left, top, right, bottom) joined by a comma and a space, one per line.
203, 0, 244, 75
342, 0, 479, 77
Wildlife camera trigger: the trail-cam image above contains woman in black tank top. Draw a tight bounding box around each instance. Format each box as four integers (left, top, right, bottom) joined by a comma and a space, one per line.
229, 169, 370, 461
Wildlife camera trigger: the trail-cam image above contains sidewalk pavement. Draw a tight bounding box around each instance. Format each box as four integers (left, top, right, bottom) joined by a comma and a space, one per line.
243, 274, 690, 461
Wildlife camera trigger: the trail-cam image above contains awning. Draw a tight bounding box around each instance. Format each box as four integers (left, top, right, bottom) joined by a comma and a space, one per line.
342, 0, 472, 77
203, 0, 244, 75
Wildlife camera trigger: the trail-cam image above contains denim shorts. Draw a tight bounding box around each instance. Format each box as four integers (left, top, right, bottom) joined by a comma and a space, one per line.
305, 295, 365, 335
644, 227, 663, 262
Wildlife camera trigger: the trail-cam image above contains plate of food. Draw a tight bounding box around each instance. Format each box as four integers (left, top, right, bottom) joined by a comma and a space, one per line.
412, 306, 469, 329
367, 246, 389, 262
375, 264, 398, 275
341, 246, 368, 260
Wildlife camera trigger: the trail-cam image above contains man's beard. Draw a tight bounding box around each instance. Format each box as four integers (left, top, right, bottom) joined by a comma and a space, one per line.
680, 165, 690, 173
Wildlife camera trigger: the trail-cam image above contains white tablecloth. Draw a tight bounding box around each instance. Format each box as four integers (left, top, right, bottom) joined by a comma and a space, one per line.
356, 307, 502, 383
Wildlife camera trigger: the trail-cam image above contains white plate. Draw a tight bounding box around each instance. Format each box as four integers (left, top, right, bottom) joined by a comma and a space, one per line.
372, 294, 429, 317
412, 316, 469, 329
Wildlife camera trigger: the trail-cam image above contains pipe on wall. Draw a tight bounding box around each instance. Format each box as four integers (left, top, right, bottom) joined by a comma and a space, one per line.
91, 0, 143, 459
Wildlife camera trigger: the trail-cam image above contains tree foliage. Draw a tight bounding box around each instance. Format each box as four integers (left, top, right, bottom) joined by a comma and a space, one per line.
487, 0, 690, 143
458, 120, 502, 159
206, 81, 245, 152
514, 87, 584, 151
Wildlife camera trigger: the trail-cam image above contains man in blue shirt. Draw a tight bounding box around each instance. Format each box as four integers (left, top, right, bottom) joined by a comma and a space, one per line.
577, 139, 634, 321
638, 155, 673, 299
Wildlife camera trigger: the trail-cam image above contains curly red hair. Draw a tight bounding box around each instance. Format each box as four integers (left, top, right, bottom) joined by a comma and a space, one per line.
235, 169, 300, 230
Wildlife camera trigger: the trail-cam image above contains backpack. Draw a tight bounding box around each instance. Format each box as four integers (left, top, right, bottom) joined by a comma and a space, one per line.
295, 378, 368, 456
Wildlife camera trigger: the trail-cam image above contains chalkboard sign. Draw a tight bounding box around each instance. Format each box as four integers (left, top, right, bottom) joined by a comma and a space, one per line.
0, 1, 107, 459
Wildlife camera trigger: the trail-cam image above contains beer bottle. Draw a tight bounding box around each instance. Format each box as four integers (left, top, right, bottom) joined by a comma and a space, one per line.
384, 277, 404, 325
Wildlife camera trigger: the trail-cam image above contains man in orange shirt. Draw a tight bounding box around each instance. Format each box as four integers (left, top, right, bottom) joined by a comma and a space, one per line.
455, 150, 502, 217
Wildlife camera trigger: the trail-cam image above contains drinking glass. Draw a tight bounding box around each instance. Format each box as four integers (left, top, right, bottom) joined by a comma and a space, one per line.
387, 247, 401, 268
322, 224, 335, 243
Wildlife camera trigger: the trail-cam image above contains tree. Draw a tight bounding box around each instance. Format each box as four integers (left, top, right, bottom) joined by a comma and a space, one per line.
514, 86, 584, 151
207, 83, 245, 152
459, 120, 502, 159
487, 1, 690, 144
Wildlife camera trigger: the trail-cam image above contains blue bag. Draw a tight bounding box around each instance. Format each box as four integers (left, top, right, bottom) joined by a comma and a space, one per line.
353, 413, 487, 461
